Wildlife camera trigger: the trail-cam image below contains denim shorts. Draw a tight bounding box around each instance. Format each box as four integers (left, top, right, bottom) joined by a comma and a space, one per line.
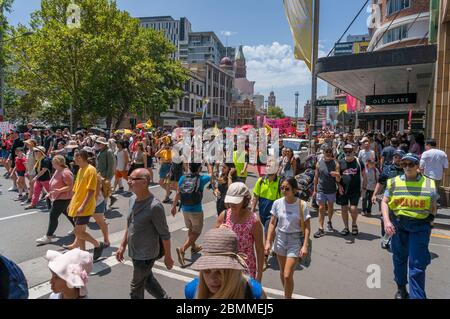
1, 150, 10, 159
159, 163, 171, 179
316, 192, 336, 204
95, 201, 106, 214
273, 231, 303, 258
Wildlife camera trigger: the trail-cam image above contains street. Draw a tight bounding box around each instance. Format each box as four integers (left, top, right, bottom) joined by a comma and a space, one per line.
1, 165, 450, 299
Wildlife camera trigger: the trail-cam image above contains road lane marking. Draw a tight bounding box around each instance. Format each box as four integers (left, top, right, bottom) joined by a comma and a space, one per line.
0, 211, 43, 222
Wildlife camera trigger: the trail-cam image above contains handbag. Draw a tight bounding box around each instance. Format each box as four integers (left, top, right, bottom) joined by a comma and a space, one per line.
299, 199, 312, 267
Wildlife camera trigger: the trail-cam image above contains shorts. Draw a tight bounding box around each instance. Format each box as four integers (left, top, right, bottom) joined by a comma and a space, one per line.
73, 216, 91, 225
159, 163, 171, 179
273, 231, 303, 258
95, 201, 106, 214
16, 170, 26, 177
183, 212, 204, 234
147, 156, 153, 167
337, 192, 361, 207
1, 150, 10, 159
115, 170, 128, 180
316, 192, 336, 204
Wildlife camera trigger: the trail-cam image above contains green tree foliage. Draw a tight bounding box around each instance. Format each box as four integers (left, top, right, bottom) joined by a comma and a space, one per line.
267, 105, 286, 119
6, 0, 188, 129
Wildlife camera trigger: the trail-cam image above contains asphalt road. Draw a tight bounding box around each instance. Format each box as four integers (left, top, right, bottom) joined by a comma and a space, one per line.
1, 165, 450, 299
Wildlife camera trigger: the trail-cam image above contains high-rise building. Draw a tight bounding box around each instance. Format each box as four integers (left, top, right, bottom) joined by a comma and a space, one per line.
187, 32, 232, 65
268, 91, 276, 107
139, 16, 192, 60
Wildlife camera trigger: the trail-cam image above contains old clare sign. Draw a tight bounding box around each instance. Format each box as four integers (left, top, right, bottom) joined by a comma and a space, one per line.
366, 93, 417, 106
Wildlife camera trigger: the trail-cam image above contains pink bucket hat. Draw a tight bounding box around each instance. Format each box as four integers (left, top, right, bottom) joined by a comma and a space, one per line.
46, 249, 93, 297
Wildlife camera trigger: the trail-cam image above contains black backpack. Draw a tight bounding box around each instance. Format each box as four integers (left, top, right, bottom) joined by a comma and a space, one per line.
180, 174, 203, 206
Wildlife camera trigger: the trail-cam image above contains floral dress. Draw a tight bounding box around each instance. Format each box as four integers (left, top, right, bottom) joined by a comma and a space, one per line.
223, 209, 257, 278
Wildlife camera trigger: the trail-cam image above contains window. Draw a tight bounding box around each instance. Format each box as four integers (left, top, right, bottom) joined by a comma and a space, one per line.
387, 0, 410, 16
383, 25, 408, 44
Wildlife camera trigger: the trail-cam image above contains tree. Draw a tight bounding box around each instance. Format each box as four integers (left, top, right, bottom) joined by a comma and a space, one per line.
6, 0, 188, 129
267, 106, 286, 119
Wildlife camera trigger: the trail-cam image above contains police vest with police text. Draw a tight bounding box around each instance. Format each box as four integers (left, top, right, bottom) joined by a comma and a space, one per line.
387, 175, 435, 220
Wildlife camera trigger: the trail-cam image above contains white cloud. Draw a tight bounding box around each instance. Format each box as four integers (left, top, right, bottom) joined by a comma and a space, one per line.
221, 31, 237, 37
243, 42, 326, 91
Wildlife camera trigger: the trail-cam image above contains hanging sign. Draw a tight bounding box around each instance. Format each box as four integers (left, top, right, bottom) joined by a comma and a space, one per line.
366, 93, 417, 105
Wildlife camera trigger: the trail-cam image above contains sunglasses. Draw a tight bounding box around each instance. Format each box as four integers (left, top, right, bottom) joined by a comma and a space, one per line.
401, 162, 417, 168
344, 150, 353, 153
129, 177, 147, 181
281, 186, 292, 191
325, 150, 333, 154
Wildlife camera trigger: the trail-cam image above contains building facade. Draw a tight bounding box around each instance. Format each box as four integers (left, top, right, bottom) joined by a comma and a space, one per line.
334, 34, 371, 56
230, 99, 257, 126
268, 91, 276, 107
368, 0, 430, 51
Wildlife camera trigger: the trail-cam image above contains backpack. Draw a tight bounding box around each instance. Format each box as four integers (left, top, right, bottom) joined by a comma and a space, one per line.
0, 255, 29, 299
180, 174, 203, 206
185, 277, 263, 299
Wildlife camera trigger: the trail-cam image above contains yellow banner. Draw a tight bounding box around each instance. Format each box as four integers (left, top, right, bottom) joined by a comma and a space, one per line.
339, 103, 348, 114
283, 0, 313, 70
146, 119, 153, 128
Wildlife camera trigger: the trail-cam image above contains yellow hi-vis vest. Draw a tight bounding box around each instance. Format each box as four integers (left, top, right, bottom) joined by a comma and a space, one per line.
387, 175, 435, 220
233, 150, 248, 178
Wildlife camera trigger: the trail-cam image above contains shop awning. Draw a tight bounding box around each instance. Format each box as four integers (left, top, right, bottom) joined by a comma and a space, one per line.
316, 45, 437, 109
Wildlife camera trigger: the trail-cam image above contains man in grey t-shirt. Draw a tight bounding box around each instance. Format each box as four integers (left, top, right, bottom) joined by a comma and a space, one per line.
116, 168, 174, 299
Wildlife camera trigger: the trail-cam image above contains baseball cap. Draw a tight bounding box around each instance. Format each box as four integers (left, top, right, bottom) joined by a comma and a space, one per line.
224, 182, 250, 205
401, 153, 420, 165
393, 150, 406, 158
344, 144, 354, 150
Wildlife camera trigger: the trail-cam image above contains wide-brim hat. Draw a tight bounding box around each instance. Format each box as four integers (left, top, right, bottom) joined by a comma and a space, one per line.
191, 228, 247, 272
24, 139, 37, 146
46, 249, 93, 297
65, 141, 79, 149
33, 146, 46, 155
95, 137, 108, 145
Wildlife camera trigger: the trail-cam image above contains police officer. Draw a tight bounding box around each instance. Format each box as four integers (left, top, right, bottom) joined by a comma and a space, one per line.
372, 150, 405, 249
381, 153, 438, 299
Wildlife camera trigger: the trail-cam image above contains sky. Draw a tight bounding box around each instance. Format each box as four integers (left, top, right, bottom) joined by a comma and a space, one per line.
7, 0, 370, 117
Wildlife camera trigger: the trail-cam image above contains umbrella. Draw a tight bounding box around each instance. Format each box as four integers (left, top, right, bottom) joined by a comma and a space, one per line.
115, 129, 133, 135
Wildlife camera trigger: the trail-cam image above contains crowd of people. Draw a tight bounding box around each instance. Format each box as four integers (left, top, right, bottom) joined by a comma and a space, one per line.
0, 123, 448, 300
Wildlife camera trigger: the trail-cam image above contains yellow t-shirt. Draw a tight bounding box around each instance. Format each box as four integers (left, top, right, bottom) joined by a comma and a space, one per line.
68, 165, 97, 217
159, 149, 172, 162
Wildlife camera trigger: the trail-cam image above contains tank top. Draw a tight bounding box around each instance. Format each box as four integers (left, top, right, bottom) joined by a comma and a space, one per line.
116, 149, 127, 171
133, 151, 144, 164
223, 210, 257, 279
317, 159, 338, 194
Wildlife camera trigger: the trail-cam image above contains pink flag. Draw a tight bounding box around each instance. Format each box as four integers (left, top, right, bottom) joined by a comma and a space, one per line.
346, 95, 357, 112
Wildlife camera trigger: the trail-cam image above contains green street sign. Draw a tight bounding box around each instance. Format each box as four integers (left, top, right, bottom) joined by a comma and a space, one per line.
315, 100, 340, 107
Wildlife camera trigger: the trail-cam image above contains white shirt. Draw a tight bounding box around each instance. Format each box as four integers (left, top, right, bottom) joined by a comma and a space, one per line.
115, 149, 127, 171
420, 148, 449, 180
270, 198, 311, 234
358, 149, 375, 165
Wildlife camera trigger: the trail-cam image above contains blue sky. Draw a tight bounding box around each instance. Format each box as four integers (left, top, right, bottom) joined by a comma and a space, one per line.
7, 0, 370, 116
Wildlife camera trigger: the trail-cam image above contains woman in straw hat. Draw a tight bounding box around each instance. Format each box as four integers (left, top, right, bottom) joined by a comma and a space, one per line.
46, 248, 93, 299
185, 228, 266, 299
216, 183, 265, 282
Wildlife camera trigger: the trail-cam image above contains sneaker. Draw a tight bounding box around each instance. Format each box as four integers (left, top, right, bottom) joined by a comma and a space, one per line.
24, 205, 37, 210
327, 221, 334, 231
8, 186, 18, 192
395, 288, 409, 299
67, 229, 75, 236
314, 229, 325, 238
15, 195, 23, 201
93, 242, 106, 261
36, 235, 55, 245
176, 247, 185, 267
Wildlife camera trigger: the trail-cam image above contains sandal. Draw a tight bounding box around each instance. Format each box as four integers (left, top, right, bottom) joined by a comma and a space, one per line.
340, 228, 350, 236
176, 247, 185, 267
191, 245, 202, 255
352, 225, 359, 236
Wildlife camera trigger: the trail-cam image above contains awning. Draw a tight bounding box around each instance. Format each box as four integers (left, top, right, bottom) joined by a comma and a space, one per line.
316, 45, 437, 110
